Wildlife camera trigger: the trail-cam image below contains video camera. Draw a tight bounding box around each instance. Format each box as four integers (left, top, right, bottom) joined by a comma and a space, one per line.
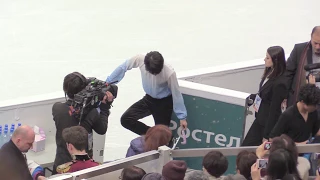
70, 77, 118, 122
304, 63, 320, 82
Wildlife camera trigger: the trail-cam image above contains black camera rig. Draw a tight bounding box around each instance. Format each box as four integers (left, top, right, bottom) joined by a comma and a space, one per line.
69, 77, 118, 123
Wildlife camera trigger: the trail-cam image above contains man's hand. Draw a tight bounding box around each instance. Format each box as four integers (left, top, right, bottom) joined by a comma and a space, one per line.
180, 119, 187, 130
256, 141, 269, 159
102, 91, 114, 104
308, 74, 316, 84
250, 163, 261, 180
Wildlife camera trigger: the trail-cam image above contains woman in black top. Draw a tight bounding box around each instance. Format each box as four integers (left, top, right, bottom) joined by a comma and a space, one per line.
242, 46, 287, 146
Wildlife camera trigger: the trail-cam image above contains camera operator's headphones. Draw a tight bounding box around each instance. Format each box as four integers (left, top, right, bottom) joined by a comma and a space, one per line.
72, 72, 88, 87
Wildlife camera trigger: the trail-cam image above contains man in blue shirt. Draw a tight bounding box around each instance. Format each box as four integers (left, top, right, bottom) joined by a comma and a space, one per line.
106, 51, 188, 135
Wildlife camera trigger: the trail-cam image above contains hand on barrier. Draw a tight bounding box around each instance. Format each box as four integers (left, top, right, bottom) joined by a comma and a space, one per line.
180, 119, 187, 130
181, 129, 187, 145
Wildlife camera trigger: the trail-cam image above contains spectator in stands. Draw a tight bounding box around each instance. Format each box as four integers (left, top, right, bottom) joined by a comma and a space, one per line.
52, 72, 116, 174
235, 150, 258, 180
126, 124, 172, 157
120, 166, 146, 180
162, 160, 187, 180
202, 151, 228, 180
242, 46, 287, 146
284, 26, 320, 107
0, 125, 45, 180
269, 84, 320, 143
255, 135, 310, 180
56, 126, 99, 173
251, 149, 301, 180
142, 172, 166, 180
184, 170, 210, 180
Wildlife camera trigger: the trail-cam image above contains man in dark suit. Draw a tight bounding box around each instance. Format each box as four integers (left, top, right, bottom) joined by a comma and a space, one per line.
0, 125, 45, 180
285, 26, 320, 107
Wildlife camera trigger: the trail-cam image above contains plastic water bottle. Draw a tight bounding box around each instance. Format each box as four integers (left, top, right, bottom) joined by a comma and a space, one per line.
4, 124, 8, 130
18, 123, 22, 127
3, 129, 8, 143
9, 128, 14, 139
11, 124, 15, 130
0, 129, 3, 148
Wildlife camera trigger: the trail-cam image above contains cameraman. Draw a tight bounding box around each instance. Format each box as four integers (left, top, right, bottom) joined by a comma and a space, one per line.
52, 72, 115, 175
285, 26, 320, 107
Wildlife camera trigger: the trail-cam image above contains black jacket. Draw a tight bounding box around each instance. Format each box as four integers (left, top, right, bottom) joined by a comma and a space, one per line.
52, 98, 113, 173
285, 42, 313, 107
0, 140, 33, 180
250, 76, 287, 139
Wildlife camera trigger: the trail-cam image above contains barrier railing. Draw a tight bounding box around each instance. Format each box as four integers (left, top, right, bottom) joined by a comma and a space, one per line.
171, 144, 320, 157
49, 144, 320, 180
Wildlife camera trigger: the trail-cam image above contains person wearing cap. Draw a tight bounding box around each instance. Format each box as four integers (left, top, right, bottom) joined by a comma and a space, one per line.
162, 160, 187, 180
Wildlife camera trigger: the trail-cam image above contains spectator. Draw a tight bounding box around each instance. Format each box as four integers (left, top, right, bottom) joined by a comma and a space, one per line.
255, 135, 309, 180
184, 170, 209, 180
162, 160, 187, 180
251, 149, 301, 180
236, 150, 258, 180
126, 124, 172, 157
56, 126, 99, 173
120, 166, 146, 180
269, 84, 320, 143
202, 151, 228, 180
0, 125, 45, 180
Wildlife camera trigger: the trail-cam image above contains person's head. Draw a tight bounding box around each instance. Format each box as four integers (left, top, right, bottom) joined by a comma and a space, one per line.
63, 72, 87, 99
162, 160, 187, 180
202, 151, 228, 178
120, 166, 146, 180
11, 125, 35, 153
184, 170, 209, 180
266, 149, 299, 180
144, 125, 172, 151
262, 46, 286, 79
144, 51, 164, 75
311, 26, 320, 55
298, 84, 320, 112
236, 150, 258, 179
62, 126, 88, 155
142, 173, 165, 180
270, 134, 298, 164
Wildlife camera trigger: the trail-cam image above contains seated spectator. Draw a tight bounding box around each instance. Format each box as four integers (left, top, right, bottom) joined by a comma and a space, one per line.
0, 125, 45, 180
255, 135, 310, 180
251, 149, 301, 180
57, 126, 99, 173
142, 172, 165, 180
233, 150, 258, 180
126, 124, 172, 157
120, 166, 146, 180
184, 170, 210, 180
269, 84, 320, 143
202, 151, 228, 180
162, 160, 187, 180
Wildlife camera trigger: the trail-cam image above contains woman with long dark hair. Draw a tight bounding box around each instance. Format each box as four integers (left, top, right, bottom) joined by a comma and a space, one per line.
251, 149, 301, 180
242, 46, 287, 146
